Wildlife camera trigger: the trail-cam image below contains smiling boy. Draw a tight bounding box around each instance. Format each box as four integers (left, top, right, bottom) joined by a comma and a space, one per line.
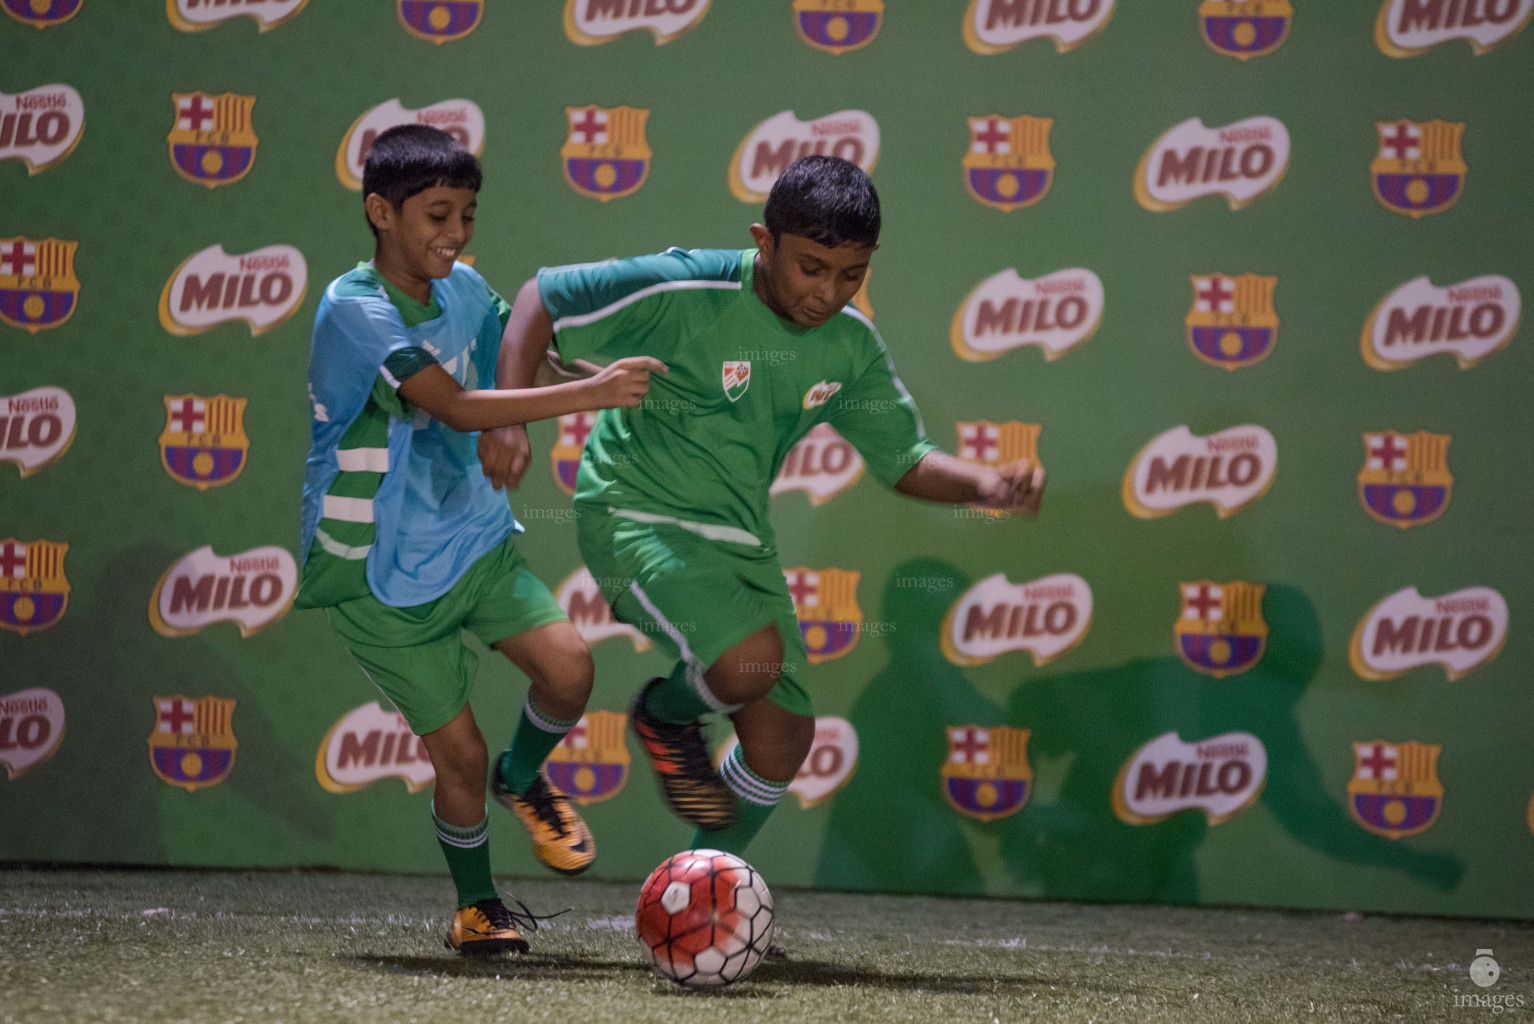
484, 156, 1045, 858
298, 125, 663, 953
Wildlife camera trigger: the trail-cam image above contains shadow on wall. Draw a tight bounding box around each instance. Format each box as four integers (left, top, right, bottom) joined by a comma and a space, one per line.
0, 544, 333, 864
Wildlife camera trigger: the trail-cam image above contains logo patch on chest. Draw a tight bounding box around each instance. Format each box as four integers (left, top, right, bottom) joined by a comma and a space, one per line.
722, 360, 751, 402
802, 380, 842, 409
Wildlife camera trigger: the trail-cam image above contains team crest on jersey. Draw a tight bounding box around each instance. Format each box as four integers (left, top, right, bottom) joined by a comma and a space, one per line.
149, 545, 297, 639
556, 566, 652, 651
1362, 275, 1519, 371
550, 411, 598, 495
316, 702, 434, 794
771, 422, 865, 505
167, 92, 257, 188
943, 572, 1093, 667
1175, 581, 1267, 678
1200, 0, 1292, 59
1136, 116, 1290, 212
1350, 585, 1507, 682
964, 115, 1054, 212
1114, 731, 1267, 825
951, 268, 1104, 363
167, 0, 307, 32
148, 696, 237, 792
1372, 120, 1466, 217
0, 539, 69, 636
158, 243, 307, 336
963, 0, 1115, 53
336, 98, 486, 190
716, 716, 858, 808
943, 725, 1032, 822
730, 110, 880, 203
2, 387, 76, 477
1186, 274, 1278, 369
1358, 431, 1452, 528
795, 0, 883, 54
546, 711, 630, 805
722, 360, 751, 402
957, 421, 1041, 519
159, 394, 249, 490
1377, 0, 1532, 56
0, 688, 65, 780
564, 0, 710, 44
0, 237, 79, 333
1347, 740, 1443, 839
785, 567, 862, 664
1, 85, 84, 175
1123, 424, 1277, 519
398, 0, 482, 43
562, 105, 652, 201
3, 0, 82, 28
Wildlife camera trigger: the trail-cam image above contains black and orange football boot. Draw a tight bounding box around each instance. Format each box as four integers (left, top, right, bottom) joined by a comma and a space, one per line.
629, 677, 736, 831
492, 769, 595, 877
444, 898, 530, 955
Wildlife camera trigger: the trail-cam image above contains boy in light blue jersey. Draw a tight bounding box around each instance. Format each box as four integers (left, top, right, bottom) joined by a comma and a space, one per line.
298, 125, 663, 954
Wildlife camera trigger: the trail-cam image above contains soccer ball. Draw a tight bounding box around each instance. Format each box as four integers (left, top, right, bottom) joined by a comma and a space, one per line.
634, 848, 775, 986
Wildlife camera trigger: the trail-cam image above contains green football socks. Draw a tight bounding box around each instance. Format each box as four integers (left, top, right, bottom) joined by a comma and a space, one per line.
432, 803, 498, 909
646, 659, 734, 724
693, 744, 789, 856
498, 697, 580, 794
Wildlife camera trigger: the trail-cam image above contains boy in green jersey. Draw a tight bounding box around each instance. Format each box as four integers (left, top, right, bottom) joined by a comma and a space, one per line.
299, 125, 664, 953
485, 155, 1044, 856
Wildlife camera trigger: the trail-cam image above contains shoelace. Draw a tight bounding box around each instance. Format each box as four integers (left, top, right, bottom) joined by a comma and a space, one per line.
521, 777, 568, 837
476, 896, 570, 934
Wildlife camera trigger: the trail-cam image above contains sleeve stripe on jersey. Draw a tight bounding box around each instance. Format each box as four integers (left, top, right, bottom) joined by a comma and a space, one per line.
314, 527, 372, 561
322, 495, 375, 523
552, 279, 741, 332
335, 447, 390, 473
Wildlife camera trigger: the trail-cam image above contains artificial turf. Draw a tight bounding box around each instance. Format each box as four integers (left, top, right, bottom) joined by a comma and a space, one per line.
1, 867, 1528, 1023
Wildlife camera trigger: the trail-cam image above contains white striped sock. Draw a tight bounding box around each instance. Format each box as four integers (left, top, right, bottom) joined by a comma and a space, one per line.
720, 746, 789, 807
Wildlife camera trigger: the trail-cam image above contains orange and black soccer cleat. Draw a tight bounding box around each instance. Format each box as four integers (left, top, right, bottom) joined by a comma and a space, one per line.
493, 769, 596, 877
444, 898, 530, 955
630, 677, 737, 831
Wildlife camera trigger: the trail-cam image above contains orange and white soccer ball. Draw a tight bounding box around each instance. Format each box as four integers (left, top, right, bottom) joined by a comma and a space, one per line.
634, 849, 775, 986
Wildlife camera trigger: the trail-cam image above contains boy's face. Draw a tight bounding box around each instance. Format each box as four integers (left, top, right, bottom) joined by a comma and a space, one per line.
750, 224, 877, 329
367, 184, 477, 281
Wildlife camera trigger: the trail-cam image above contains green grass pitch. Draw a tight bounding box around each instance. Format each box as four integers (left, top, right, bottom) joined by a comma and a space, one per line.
2, 868, 1529, 1023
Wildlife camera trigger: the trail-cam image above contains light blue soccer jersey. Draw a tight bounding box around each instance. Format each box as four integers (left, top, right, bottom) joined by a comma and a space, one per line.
299, 261, 518, 608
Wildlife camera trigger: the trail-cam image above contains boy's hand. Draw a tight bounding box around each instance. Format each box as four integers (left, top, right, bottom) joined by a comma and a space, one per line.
976, 459, 1045, 516
588, 356, 668, 409
479, 425, 530, 490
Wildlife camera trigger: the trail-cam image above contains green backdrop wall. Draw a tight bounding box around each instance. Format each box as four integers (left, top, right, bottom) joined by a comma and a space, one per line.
3, 0, 1532, 920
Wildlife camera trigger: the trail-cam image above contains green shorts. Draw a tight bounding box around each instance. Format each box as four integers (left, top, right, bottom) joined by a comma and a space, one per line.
576, 506, 812, 718
327, 534, 567, 736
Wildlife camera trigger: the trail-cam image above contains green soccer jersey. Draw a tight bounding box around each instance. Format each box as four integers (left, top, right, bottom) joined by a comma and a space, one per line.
538, 247, 938, 549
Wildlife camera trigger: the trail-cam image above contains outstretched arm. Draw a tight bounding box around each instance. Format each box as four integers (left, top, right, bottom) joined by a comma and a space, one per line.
894, 450, 1046, 515
479, 276, 568, 489
398, 354, 664, 434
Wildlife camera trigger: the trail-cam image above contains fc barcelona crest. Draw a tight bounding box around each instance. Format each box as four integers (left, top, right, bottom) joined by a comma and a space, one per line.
1186, 273, 1279, 370
148, 695, 237, 792
1199, 0, 1292, 59
550, 411, 597, 496
545, 711, 629, 806
1175, 580, 1267, 678
167, 92, 258, 189
160, 394, 249, 491
561, 105, 651, 202
964, 115, 1055, 212
784, 567, 862, 664
1372, 119, 1466, 218
3, 0, 83, 28
1358, 431, 1452, 529
0, 539, 69, 636
398, 0, 482, 43
942, 725, 1032, 823
722, 360, 751, 402
794, 0, 883, 55
0, 237, 80, 333
1347, 740, 1442, 839
957, 420, 1042, 518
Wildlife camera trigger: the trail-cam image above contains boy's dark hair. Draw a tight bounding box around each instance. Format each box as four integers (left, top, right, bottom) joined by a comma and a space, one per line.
763, 155, 880, 248
361, 124, 482, 234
